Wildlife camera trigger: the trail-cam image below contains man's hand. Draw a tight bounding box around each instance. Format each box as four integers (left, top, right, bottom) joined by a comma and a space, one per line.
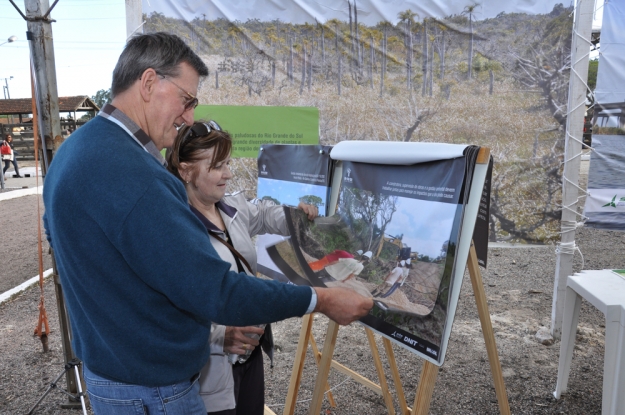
223, 326, 265, 355
297, 202, 319, 220
313, 287, 373, 325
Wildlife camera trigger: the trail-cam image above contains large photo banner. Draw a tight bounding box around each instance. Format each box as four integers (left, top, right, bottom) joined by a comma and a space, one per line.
142, 0, 574, 244
584, 0, 625, 231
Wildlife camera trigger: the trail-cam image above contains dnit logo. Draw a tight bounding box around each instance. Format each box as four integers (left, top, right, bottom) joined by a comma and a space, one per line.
344, 168, 353, 183
260, 164, 268, 176
390, 331, 403, 340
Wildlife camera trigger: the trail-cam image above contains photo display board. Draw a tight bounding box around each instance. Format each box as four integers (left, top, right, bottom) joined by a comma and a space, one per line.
255, 144, 333, 282
256, 142, 489, 365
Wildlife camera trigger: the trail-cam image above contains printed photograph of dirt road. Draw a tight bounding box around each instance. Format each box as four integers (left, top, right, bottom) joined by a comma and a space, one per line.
264, 195, 461, 361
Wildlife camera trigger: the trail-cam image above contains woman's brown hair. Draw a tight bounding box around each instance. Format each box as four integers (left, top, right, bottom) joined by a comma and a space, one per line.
166, 121, 233, 183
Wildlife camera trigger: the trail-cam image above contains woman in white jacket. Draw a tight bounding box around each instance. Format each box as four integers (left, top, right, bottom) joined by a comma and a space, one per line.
167, 121, 317, 415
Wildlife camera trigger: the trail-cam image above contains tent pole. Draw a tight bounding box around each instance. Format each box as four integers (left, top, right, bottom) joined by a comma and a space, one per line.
551, 0, 595, 339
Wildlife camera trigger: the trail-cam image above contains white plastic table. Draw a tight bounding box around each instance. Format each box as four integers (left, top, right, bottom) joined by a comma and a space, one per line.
553, 269, 625, 414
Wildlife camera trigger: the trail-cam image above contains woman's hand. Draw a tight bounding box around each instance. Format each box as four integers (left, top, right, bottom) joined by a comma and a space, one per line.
297, 202, 319, 220
223, 326, 265, 355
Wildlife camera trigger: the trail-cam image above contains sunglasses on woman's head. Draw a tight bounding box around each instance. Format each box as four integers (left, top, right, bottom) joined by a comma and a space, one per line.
181, 121, 222, 146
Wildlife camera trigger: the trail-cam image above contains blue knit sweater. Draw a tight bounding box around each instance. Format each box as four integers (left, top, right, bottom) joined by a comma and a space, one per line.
43, 116, 311, 386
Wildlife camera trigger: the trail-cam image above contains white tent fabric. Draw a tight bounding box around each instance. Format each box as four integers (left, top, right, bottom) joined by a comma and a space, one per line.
142, 0, 566, 25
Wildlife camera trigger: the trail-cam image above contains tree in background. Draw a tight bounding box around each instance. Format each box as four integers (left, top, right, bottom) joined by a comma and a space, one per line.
398, 9, 417, 92
91, 89, 111, 109
462, 2, 480, 80
587, 58, 598, 108
340, 187, 397, 252
379, 20, 391, 96
261, 195, 281, 205
299, 195, 323, 208
510, 4, 572, 127
587, 59, 598, 90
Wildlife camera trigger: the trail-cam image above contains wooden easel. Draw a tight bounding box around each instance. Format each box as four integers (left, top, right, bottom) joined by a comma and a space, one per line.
282, 314, 398, 415
280, 147, 509, 414
282, 244, 510, 415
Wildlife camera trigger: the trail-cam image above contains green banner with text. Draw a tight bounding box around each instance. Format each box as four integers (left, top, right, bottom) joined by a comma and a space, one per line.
194, 105, 319, 158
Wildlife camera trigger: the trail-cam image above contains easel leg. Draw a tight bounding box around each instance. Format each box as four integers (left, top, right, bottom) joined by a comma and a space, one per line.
468, 243, 511, 415
412, 361, 439, 415
308, 320, 339, 415
71, 363, 88, 415
309, 335, 337, 407
283, 314, 314, 415
383, 338, 410, 415
365, 328, 396, 415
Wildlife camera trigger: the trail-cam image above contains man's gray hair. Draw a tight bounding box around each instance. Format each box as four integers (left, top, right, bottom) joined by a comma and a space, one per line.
111, 32, 209, 98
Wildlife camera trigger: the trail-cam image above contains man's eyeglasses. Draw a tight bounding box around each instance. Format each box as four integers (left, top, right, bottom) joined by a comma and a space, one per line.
181, 121, 222, 146
160, 76, 199, 112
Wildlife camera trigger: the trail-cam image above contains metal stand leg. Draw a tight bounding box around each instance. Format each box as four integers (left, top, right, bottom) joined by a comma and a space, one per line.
28, 359, 88, 415
72, 362, 88, 415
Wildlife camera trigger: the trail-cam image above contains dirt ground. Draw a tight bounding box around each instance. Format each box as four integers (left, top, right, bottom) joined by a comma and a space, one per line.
1, 159, 623, 414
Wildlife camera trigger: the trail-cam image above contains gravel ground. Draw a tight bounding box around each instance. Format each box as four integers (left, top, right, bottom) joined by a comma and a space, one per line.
1, 160, 622, 414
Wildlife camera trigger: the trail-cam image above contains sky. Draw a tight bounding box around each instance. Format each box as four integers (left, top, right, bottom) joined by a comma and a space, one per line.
0, 0, 127, 100
257, 178, 328, 212
0, 0, 605, 102
384, 197, 456, 259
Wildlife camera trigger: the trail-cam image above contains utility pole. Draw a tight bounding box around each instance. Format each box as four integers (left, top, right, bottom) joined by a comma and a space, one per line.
16, 0, 82, 410
24, 0, 62, 175
3, 77, 13, 99
125, 0, 143, 39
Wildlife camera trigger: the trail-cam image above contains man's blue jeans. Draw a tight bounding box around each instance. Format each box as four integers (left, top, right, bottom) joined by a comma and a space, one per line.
84, 365, 207, 414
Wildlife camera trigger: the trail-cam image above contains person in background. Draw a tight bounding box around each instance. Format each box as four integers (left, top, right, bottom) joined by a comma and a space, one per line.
166, 120, 318, 415
401, 258, 412, 287
2, 134, 22, 178
43, 32, 372, 415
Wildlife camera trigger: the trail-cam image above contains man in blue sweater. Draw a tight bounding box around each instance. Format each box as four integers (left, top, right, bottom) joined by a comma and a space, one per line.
43, 32, 372, 415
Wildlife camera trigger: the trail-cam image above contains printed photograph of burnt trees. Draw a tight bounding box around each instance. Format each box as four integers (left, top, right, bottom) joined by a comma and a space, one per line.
145, 3, 573, 243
